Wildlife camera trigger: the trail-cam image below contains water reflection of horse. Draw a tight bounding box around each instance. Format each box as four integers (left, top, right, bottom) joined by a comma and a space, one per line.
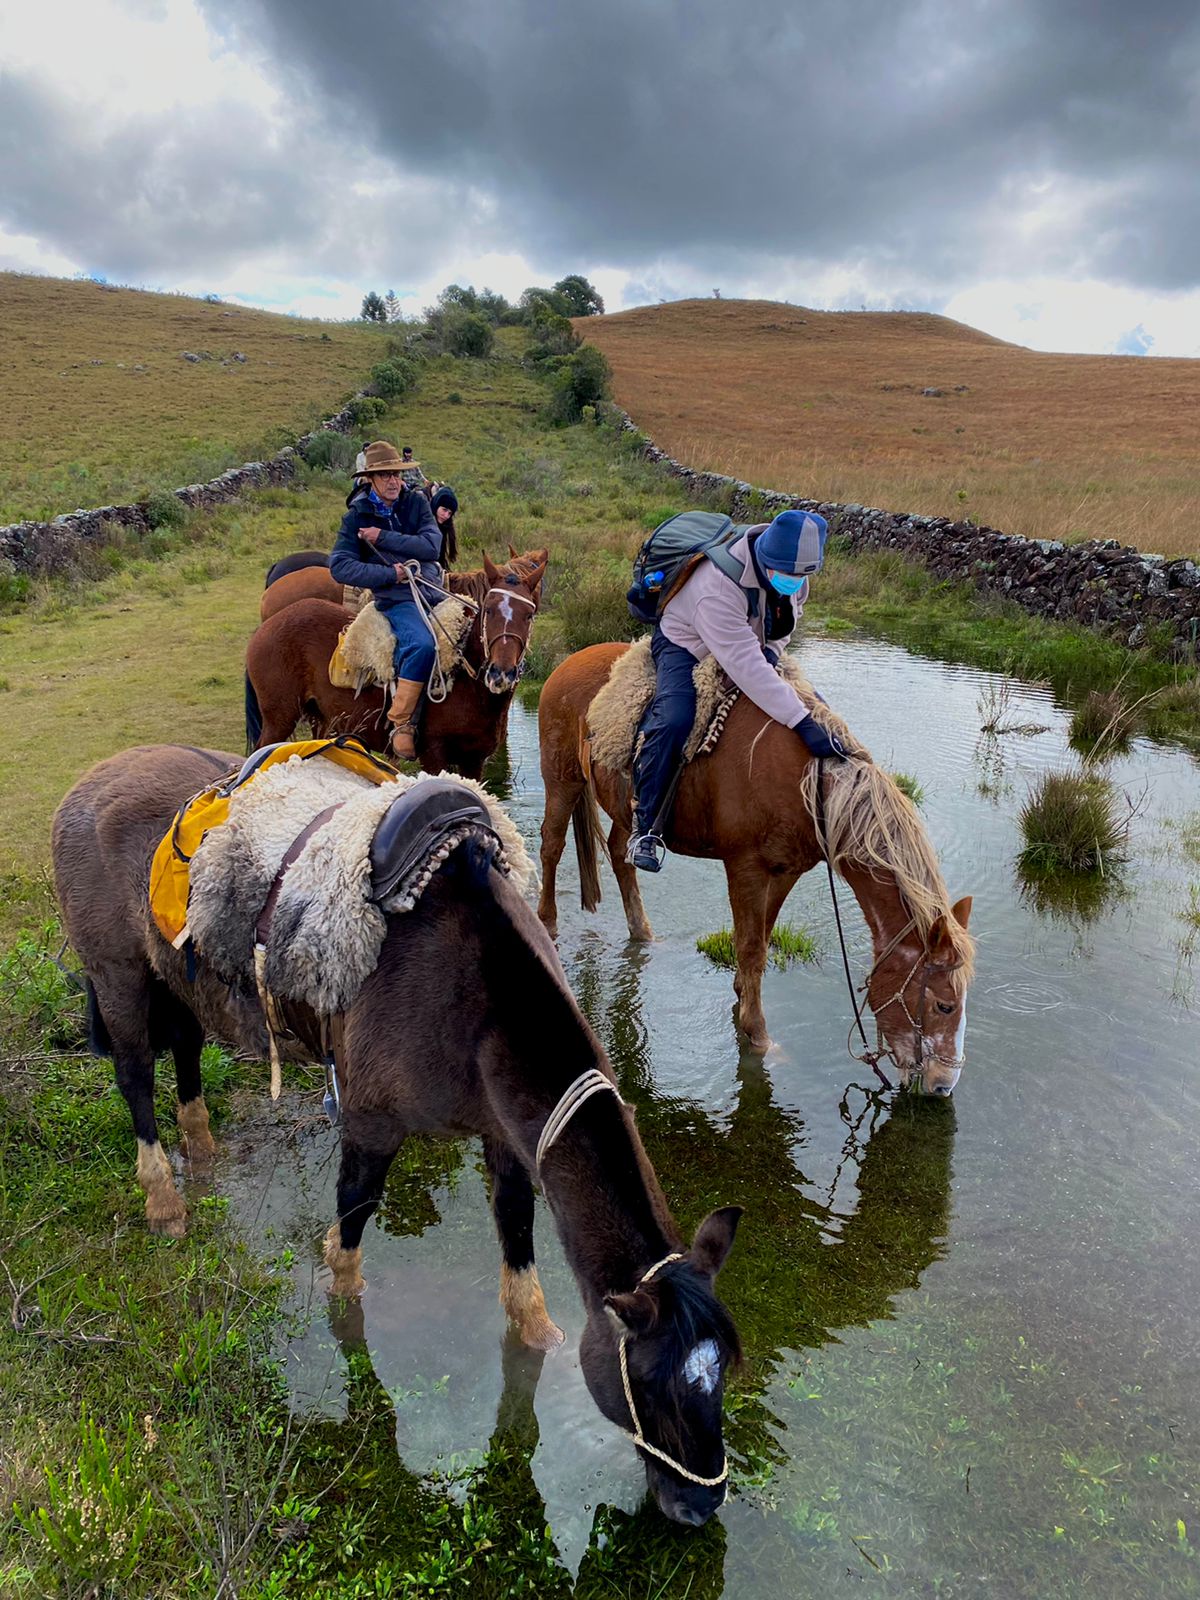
538, 643, 975, 1080
315, 1000, 955, 1591
52, 743, 740, 1525
244, 549, 548, 781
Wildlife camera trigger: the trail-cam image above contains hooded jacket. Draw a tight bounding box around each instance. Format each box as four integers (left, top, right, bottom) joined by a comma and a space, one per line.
659, 529, 808, 729
329, 486, 441, 605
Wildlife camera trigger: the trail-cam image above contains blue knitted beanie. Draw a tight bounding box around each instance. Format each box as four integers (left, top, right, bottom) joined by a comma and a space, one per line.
756, 509, 828, 575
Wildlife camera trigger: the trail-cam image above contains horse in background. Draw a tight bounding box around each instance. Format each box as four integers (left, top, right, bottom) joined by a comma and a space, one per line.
245, 550, 547, 780
537, 642, 975, 1076
264, 549, 328, 587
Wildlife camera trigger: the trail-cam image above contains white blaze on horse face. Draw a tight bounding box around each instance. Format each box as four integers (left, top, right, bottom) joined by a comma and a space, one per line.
683, 1338, 721, 1395
953, 995, 968, 1063
498, 594, 514, 624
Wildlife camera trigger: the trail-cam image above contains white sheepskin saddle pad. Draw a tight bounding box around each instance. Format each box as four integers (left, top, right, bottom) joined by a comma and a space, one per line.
586, 635, 822, 776
333, 596, 474, 693
186, 755, 535, 1017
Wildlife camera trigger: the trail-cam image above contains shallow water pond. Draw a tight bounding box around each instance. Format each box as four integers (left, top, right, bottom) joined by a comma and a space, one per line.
221, 630, 1200, 1597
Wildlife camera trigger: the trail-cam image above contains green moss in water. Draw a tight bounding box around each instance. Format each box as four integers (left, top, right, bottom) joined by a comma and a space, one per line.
697, 922, 818, 971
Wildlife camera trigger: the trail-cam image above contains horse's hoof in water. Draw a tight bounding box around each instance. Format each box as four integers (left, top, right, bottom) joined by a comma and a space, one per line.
180, 1130, 217, 1163
324, 1226, 366, 1298
521, 1315, 565, 1352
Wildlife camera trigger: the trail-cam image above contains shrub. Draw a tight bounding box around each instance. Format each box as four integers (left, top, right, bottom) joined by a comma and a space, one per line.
369, 357, 418, 400
552, 559, 639, 655
0, 567, 31, 608
303, 431, 359, 474
552, 273, 605, 317
697, 923, 818, 971
1018, 770, 1128, 875
441, 310, 495, 359
346, 394, 387, 427
447, 391, 464, 405
144, 489, 188, 530
545, 346, 612, 425
525, 312, 582, 364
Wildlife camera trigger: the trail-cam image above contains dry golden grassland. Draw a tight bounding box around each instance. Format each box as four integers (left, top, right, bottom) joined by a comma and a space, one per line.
578, 298, 1200, 556
0, 272, 390, 520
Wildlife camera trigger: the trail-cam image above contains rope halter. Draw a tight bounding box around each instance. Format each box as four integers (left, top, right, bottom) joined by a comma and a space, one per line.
535, 1071, 729, 1493
481, 584, 538, 673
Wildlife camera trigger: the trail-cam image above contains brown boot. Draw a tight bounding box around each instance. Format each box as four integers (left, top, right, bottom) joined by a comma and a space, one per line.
386, 678, 424, 760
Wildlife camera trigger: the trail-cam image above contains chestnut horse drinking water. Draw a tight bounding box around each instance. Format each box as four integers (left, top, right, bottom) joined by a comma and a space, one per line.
538, 642, 975, 1082
245, 549, 547, 780
52, 743, 742, 1525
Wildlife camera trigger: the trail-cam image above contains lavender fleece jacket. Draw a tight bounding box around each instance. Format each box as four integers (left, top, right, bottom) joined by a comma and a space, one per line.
659, 531, 809, 729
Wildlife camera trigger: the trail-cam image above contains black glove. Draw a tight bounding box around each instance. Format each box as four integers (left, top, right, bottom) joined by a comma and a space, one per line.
796, 713, 847, 761
761, 645, 779, 666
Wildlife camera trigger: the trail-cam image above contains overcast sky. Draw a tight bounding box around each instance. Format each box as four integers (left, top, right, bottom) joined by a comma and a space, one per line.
2, 0, 1199, 354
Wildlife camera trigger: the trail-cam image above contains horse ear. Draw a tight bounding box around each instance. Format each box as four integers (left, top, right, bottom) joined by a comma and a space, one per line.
526, 554, 549, 593
507, 542, 520, 561
483, 552, 502, 585
690, 1206, 743, 1279
605, 1289, 658, 1337
928, 907, 966, 963
951, 895, 972, 931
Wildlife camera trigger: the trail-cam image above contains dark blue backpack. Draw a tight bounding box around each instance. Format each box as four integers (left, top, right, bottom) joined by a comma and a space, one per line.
627, 511, 749, 624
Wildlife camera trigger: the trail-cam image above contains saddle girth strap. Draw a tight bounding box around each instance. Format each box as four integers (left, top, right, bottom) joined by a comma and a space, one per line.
253, 801, 346, 1099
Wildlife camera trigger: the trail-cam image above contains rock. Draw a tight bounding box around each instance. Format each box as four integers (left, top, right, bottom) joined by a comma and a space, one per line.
921, 387, 943, 397
181, 352, 201, 363
232, 351, 247, 362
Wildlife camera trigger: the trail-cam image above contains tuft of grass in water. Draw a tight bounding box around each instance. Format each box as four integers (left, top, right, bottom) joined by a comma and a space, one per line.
1018, 769, 1129, 876
977, 677, 1051, 736
890, 771, 925, 806
697, 922, 818, 971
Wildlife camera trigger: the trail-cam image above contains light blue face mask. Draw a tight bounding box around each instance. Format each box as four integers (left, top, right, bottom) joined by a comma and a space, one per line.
767, 571, 807, 597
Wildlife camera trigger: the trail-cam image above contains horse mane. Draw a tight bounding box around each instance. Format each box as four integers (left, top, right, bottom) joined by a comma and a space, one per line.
449, 552, 544, 607
797, 701, 975, 990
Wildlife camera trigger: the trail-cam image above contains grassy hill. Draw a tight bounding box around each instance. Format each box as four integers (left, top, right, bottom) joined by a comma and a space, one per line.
0, 273, 390, 521
577, 299, 1200, 557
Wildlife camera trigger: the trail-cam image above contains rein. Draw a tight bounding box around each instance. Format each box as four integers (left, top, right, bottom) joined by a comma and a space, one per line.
535, 1071, 729, 1492
400, 562, 480, 703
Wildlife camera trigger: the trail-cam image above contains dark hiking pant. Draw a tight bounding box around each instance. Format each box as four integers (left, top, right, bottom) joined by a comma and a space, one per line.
632, 630, 698, 837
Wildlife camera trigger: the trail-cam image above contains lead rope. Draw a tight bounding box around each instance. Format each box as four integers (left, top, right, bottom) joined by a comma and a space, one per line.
535, 1073, 729, 1492
400, 561, 480, 704
816, 756, 893, 1090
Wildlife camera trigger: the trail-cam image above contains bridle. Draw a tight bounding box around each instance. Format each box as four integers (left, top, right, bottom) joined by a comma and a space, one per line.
816, 756, 964, 1090
479, 584, 538, 675
536, 1070, 729, 1493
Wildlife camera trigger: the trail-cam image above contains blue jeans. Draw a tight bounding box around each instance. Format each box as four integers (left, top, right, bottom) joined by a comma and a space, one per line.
632, 631, 698, 836
376, 598, 436, 682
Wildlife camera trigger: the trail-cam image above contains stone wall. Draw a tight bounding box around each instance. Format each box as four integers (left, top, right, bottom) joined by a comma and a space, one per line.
0, 397, 364, 578
613, 410, 1200, 659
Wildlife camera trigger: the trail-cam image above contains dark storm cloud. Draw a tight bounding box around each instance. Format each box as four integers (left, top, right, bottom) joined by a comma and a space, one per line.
196, 0, 1200, 293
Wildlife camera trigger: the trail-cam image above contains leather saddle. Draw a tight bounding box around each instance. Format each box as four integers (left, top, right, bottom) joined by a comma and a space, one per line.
368, 778, 502, 905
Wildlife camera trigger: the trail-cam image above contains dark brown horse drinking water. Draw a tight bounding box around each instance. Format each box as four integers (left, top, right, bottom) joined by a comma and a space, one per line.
245, 549, 547, 780
538, 643, 976, 1080
52, 744, 740, 1524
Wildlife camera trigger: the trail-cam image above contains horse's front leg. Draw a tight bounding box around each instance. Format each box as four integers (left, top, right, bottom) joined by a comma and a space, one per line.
483, 1136, 564, 1351
324, 1116, 405, 1296
537, 778, 582, 940
725, 857, 772, 1051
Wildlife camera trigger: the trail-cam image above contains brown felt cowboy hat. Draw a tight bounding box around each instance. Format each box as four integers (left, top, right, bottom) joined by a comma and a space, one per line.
361, 441, 405, 475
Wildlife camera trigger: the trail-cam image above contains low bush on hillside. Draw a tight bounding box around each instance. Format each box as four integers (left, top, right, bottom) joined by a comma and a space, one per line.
545, 346, 612, 426
440, 310, 495, 359
1018, 770, 1129, 876
302, 431, 359, 475
144, 489, 189, 530
347, 394, 387, 428
370, 356, 419, 400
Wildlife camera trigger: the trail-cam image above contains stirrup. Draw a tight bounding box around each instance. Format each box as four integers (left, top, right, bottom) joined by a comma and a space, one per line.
626, 833, 666, 872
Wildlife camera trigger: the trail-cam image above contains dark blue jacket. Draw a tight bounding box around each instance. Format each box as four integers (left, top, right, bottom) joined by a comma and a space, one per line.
329, 487, 442, 605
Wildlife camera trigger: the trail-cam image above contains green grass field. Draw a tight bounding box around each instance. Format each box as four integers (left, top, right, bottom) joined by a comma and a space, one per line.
0, 273, 391, 521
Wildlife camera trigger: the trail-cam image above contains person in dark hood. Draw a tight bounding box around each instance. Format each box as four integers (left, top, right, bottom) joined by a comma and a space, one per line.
429, 485, 459, 567
328, 440, 441, 760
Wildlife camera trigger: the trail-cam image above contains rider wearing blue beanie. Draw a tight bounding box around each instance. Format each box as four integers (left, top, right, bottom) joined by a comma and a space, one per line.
628, 505, 844, 872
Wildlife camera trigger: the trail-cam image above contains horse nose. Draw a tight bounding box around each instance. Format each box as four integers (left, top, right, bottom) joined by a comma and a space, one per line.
662, 1497, 711, 1527
931, 1082, 954, 1097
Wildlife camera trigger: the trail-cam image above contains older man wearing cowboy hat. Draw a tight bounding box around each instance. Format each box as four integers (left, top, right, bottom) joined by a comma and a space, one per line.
329, 440, 442, 758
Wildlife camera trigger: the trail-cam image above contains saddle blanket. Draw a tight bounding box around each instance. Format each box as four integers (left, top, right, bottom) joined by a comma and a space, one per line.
586, 635, 831, 777
329, 595, 474, 693
150, 740, 535, 1019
